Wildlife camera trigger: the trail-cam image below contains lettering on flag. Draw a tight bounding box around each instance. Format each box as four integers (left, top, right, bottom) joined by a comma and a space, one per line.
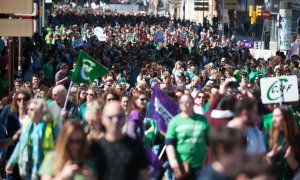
146, 85, 180, 133
81, 59, 96, 81
154, 97, 173, 123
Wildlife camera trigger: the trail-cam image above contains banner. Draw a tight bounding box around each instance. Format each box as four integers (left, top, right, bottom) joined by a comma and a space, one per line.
244, 39, 254, 49
146, 84, 180, 133
260, 75, 299, 104
144, 146, 163, 178
72, 51, 109, 84
72, 39, 83, 48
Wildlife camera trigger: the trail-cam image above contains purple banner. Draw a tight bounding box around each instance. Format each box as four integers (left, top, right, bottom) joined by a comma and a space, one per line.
146, 84, 180, 133
145, 146, 163, 178
244, 39, 254, 49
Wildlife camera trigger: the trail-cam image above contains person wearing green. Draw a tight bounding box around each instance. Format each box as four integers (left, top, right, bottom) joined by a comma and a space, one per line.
265, 106, 300, 180
248, 65, 259, 83
166, 94, 209, 179
43, 57, 54, 81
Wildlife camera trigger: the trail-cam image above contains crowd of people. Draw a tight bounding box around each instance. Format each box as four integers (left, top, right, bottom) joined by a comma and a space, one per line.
0, 3, 300, 180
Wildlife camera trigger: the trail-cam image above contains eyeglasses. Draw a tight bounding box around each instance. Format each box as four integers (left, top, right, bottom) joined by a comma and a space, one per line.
107, 114, 125, 121
17, 97, 29, 102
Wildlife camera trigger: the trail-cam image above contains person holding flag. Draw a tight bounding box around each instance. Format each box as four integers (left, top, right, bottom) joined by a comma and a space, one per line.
63, 50, 108, 110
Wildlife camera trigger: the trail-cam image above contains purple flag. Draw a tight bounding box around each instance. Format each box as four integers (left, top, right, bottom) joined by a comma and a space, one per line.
244, 39, 254, 49
146, 84, 180, 133
145, 146, 164, 178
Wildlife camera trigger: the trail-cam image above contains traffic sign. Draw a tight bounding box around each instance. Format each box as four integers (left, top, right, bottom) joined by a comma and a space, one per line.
0, 19, 37, 37
194, 7, 209, 11
194, 2, 209, 6
0, 0, 33, 14
261, 10, 270, 19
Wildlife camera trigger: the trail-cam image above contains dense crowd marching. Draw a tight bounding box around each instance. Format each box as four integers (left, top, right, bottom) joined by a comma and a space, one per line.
0, 4, 300, 180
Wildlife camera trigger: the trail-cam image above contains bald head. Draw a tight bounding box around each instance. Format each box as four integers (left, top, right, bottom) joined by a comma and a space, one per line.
102, 101, 125, 136
52, 85, 67, 105
103, 101, 124, 116
53, 85, 67, 95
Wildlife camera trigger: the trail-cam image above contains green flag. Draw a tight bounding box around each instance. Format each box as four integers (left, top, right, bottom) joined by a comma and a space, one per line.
72, 51, 109, 84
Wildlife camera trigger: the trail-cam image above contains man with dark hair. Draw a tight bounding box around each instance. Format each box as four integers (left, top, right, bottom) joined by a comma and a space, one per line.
200, 127, 247, 180
36, 68, 52, 88
228, 99, 266, 155
32, 74, 49, 98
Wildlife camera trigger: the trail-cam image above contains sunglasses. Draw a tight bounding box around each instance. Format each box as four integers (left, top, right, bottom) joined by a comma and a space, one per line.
139, 98, 148, 101
198, 96, 205, 99
107, 114, 125, 121
17, 97, 29, 102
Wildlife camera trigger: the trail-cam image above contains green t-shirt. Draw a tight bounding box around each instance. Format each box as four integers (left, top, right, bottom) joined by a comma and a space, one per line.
248, 71, 259, 83
262, 113, 273, 131
43, 63, 53, 79
166, 113, 210, 169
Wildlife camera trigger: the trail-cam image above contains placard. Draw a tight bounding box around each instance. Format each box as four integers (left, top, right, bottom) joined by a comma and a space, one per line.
260, 76, 299, 104
72, 39, 84, 48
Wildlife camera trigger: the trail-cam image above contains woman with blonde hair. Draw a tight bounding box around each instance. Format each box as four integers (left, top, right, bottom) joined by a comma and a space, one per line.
6, 98, 59, 180
85, 100, 105, 141
172, 61, 184, 81
39, 121, 96, 180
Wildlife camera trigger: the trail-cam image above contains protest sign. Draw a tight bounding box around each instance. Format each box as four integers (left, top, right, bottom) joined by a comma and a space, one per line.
94, 27, 107, 41
244, 39, 254, 48
126, 33, 135, 42
260, 75, 299, 104
72, 39, 83, 48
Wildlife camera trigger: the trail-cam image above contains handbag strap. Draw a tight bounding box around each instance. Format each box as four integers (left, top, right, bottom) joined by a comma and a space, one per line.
187, 119, 196, 162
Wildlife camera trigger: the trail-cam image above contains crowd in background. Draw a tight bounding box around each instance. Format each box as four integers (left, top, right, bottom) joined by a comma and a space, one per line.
0, 3, 299, 180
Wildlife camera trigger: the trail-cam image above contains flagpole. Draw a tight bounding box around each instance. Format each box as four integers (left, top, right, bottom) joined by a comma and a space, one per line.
63, 81, 73, 109
158, 145, 166, 159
